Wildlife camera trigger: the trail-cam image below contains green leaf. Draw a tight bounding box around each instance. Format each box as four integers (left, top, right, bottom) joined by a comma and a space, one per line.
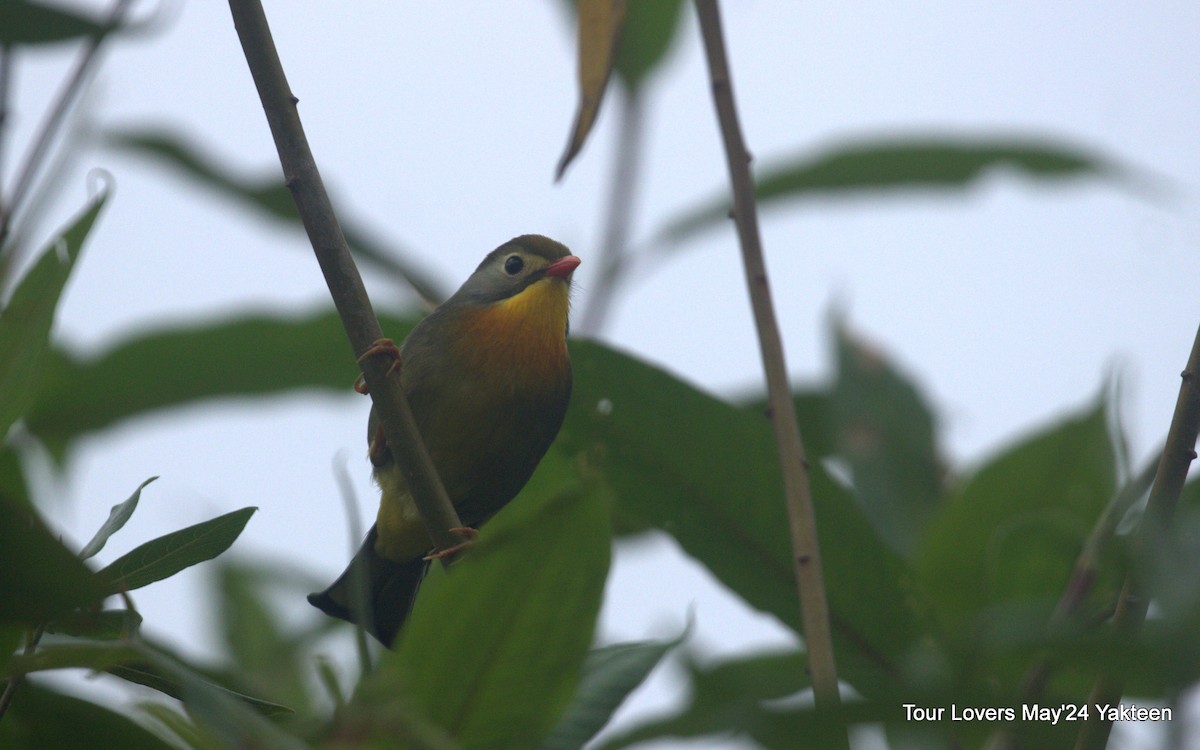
830, 323, 944, 556
659, 137, 1126, 245
0, 443, 31, 509
595, 650, 810, 750
105, 129, 447, 302
9, 640, 143, 675
108, 663, 295, 718
8, 639, 292, 717
916, 396, 1117, 631
214, 561, 313, 715
135, 647, 306, 749
44, 608, 142, 639
356, 450, 612, 749
0, 0, 109, 45
137, 703, 225, 750
740, 388, 838, 460
613, 0, 686, 90
563, 340, 916, 695
79, 477, 158, 560
27, 311, 419, 458
0, 624, 22, 674
0, 492, 106, 626
109, 664, 294, 718
0, 681, 177, 750
98, 507, 257, 594
0, 190, 107, 439
542, 635, 685, 750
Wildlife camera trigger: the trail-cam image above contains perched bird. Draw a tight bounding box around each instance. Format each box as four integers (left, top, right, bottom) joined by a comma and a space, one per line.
308, 235, 580, 646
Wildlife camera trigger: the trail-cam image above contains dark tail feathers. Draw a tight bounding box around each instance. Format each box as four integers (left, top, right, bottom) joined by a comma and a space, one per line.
307, 525, 430, 647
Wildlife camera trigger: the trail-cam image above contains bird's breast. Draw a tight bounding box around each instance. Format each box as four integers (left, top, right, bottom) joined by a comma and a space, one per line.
450, 276, 572, 392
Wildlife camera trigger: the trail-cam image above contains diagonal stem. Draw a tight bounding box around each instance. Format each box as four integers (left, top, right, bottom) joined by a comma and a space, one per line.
226, 0, 466, 556
692, 0, 844, 725
1074, 323, 1200, 750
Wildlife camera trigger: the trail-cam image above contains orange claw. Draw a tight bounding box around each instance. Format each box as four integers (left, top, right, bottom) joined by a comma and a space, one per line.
423, 527, 480, 561
355, 338, 403, 393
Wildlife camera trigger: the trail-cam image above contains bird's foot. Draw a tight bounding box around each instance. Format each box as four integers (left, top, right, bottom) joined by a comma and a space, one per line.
354, 338, 402, 394
424, 527, 480, 561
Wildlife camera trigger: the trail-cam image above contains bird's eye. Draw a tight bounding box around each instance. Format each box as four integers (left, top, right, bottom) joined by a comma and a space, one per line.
503, 254, 524, 275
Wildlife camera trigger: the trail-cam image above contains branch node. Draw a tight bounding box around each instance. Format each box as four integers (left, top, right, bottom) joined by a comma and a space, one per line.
694, 0, 842, 724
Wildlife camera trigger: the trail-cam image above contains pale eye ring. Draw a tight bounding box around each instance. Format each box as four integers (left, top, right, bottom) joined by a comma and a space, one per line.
504, 254, 524, 275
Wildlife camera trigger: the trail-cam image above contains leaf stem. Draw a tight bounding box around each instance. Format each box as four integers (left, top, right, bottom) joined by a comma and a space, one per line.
225, 0, 466, 554
1075, 323, 1200, 750
692, 0, 844, 724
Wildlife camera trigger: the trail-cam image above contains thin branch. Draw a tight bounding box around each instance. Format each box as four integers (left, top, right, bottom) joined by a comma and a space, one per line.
578, 86, 644, 336
0, 0, 133, 251
226, 0, 465, 555
692, 0, 844, 724
1075, 323, 1200, 750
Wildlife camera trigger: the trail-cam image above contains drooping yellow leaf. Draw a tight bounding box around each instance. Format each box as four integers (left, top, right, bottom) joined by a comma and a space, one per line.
556, 0, 626, 180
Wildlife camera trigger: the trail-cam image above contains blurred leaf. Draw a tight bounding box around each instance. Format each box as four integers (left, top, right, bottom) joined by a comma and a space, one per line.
108, 660, 294, 718
79, 476, 157, 560
27, 311, 419, 458
556, 0, 626, 179
10, 640, 142, 674
0, 625, 21, 674
98, 507, 257, 594
214, 561, 312, 714
105, 129, 447, 303
138, 703, 225, 750
0, 1, 108, 45
0, 190, 107, 440
613, 0, 685, 90
9, 639, 291, 717
0, 492, 105, 625
917, 396, 1116, 632
45, 608, 141, 639
831, 323, 944, 557
595, 650, 811, 750
355, 451, 611, 749
0, 443, 30, 508
0, 681, 176, 750
136, 647, 306, 749
563, 340, 916, 695
659, 137, 1125, 245
1139, 486, 1200, 635
542, 634, 685, 750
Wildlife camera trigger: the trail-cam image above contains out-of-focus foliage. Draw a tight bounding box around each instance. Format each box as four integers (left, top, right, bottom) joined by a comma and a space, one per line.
3, 2, 1195, 750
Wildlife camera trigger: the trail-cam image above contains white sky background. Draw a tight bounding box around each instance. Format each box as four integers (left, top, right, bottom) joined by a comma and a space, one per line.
9, 1, 1200, 748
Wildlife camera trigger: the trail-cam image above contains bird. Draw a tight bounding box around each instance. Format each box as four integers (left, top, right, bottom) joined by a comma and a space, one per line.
308, 235, 580, 647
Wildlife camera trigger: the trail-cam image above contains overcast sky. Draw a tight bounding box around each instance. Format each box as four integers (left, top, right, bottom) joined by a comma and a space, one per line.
11, 2, 1200, 747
